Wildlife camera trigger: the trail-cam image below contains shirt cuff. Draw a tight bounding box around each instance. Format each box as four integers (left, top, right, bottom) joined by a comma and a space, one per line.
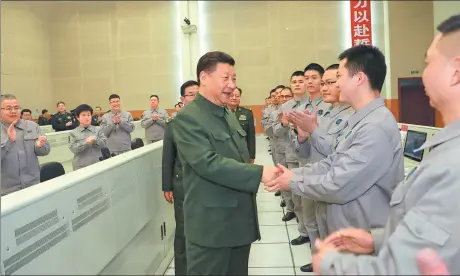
320, 251, 342, 275
289, 173, 302, 196
311, 127, 326, 141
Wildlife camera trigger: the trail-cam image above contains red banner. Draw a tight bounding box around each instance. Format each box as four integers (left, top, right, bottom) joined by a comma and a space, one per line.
350, 0, 372, 46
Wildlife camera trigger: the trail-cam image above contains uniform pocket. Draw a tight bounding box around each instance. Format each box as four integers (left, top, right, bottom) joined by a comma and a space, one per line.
403, 208, 450, 246
211, 132, 231, 141
237, 129, 247, 137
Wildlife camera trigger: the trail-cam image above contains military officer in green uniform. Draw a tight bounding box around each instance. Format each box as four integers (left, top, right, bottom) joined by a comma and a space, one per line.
162, 80, 200, 275
172, 51, 280, 275
51, 101, 78, 132
227, 87, 256, 163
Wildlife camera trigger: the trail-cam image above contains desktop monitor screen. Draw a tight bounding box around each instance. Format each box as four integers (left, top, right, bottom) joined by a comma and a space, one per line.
403, 130, 428, 162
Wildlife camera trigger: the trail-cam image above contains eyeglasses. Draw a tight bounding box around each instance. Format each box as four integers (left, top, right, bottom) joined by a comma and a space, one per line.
1, 106, 21, 112
279, 95, 293, 99
320, 80, 337, 87
184, 93, 197, 98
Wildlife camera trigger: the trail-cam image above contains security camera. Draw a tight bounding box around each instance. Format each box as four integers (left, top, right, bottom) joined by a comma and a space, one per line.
184, 17, 191, 26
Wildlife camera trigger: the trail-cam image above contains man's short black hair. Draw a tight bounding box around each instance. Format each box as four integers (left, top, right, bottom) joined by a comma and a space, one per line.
150, 95, 159, 101
180, 80, 199, 96
74, 104, 93, 117
281, 87, 292, 93
235, 87, 243, 95
274, 85, 285, 90
290, 70, 305, 80
196, 51, 235, 84
437, 14, 460, 35
95, 106, 102, 110
41, 109, 48, 115
21, 109, 31, 115
109, 94, 120, 101
174, 103, 181, 108
304, 63, 325, 77
326, 64, 339, 71
56, 101, 65, 107
338, 45, 387, 92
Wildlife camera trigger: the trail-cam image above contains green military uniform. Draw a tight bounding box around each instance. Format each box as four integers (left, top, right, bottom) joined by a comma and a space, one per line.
161, 116, 187, 275
51, 112, 78, 132
230, 106, 256, 160
173, 93, 263, 275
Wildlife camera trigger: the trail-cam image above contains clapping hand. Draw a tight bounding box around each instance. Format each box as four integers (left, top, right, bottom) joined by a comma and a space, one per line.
86, 136, 97, 145
36, 136, 47, 147
264, 164, 293, 192
290, 110, 318, 134
112, 115, 121, 124
7, 120, 18, 142
312, 239, 339, 274
66, 121, 73, 127
322, 228, 375, 254
152, 114, 159, 120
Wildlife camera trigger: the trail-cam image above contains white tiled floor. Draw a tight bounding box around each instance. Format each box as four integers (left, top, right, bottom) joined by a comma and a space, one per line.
164, 136, 314, 275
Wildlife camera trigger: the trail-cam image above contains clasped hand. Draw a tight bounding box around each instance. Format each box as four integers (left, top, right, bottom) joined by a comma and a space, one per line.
261, 164, 294, 192
285, 110, 318, 134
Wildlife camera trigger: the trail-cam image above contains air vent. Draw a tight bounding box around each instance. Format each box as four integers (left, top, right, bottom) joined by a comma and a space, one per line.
4, 223, 70, 275
77, 187, 103, 210
14, 210, 59, 246
71, 199, 109, 232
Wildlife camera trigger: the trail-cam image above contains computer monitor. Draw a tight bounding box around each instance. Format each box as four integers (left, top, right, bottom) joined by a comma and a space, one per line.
403, 130, 428, 162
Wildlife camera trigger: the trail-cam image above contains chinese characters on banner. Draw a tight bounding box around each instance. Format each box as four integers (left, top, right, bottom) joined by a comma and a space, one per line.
350, 0, 372, 46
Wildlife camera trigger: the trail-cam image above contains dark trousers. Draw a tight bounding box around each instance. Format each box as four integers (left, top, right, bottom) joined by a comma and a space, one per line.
186, 241, 251, 275
173, 192, 187, 275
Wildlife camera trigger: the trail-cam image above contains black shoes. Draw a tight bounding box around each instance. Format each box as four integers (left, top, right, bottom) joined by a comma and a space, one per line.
280, 200, 286, 207
275, 191, 281, 196
300, 263, 313, 272
281, 212, 296, 222
290, 236, 310, 245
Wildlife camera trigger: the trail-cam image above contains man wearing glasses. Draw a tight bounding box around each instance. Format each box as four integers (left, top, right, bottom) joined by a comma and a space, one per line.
1, 94, 50, 196
162, 80, 199, 275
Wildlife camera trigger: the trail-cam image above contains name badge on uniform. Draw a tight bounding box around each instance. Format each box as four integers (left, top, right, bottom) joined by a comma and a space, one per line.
336, 119, 342, 125
239, 115, 246, 121
345, 130, 352, 139
317, 110, 323, 116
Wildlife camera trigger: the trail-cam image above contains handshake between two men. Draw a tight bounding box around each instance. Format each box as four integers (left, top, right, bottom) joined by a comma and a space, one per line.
261, 109, 319, 190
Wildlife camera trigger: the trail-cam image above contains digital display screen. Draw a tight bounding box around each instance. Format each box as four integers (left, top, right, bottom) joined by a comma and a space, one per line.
403, 130, 427, 162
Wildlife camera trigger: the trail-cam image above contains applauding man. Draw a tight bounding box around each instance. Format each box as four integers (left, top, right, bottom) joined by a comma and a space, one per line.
1, 94, 51, 196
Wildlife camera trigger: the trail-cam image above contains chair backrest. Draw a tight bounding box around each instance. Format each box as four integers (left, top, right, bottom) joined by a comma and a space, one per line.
40, 162, 65, 182
135, 138, 144, 148
131, 139, 138, 150
131, 138, 144, 150
100, 147, 111, 160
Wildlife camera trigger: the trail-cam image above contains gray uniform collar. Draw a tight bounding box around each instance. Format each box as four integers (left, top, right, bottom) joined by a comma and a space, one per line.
0, 119, 26, 130
78, 125, 95, 132
327, 103, 353, 118
310, 96, 323, 106
347, 98, 385, 129
417, 118, 460, 151
293, 95, 310, 107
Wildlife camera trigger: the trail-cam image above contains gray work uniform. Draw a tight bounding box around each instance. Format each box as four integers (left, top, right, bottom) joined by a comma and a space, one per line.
294, 103, 354, 239
141, 108, 169, 143
261, 105, 274, 131
292, 96, 330, 249
319, 118, 460, 275
68, 125, 107, 170
264, 105, 278, 165
100, 111, 135, 155
290, 98, 404, 250
1, 120, 51, 196
272, 107, 294, 212
278, 96, 311, 238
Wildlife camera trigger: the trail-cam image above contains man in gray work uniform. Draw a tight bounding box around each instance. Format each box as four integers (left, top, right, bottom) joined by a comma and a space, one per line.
290, 63, 354, 264
266, 45, 404, 273
141, 94, 169, 143
100, 94, 135, 155
309, 14, 460, 275
1, 94, 51, 196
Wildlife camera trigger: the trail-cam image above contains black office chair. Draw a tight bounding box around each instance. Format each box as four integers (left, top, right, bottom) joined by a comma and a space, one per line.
99, 147, 111, 161
40, 162, 65, 182
131, 138, 144, 150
